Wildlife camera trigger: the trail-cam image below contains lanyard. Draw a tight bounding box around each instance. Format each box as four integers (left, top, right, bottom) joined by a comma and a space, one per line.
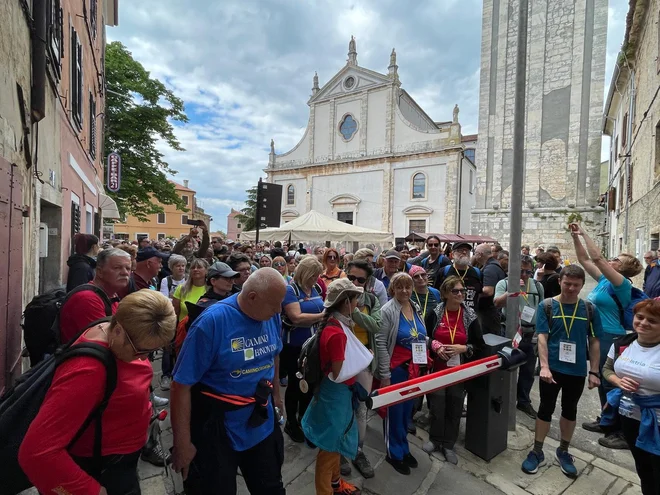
557, 300, 579, 339
403, 309, 419, 339
443, 307, 462, 344
520, 279, 530, 303
414, 291, 429, 318
456, 267, 469, 283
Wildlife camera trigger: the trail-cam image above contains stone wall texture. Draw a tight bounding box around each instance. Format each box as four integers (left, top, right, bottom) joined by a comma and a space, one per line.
473, 0, 608, 252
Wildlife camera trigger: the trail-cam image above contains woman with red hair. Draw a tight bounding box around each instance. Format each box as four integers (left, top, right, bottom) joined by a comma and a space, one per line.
320, 248, 346, 285
66, 234, 100, 291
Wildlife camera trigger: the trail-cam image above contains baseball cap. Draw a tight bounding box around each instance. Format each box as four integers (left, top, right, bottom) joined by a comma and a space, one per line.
136, 247, 168, 262
452, 242, 472, 252
207, 262, 240, 279
384, 249, 402, 260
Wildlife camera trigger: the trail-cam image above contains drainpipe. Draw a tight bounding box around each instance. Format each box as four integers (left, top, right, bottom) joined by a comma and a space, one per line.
624, 70, 635, 249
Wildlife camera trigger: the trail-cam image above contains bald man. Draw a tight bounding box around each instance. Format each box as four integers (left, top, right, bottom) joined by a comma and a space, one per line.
475, 243, 507, 335
171, 268, 288, 495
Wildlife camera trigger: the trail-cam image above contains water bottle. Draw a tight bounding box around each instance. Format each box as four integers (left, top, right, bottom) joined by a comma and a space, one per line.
275, 406, 285, 425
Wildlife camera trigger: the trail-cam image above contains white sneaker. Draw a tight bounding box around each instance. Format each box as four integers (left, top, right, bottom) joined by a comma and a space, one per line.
151, 393, 169, 408
160, 375, 172, 391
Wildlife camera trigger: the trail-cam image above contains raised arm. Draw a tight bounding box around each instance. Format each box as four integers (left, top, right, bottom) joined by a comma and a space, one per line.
195, 221, 210, 258
571, 223, 624, 287
570, 224, 602, 281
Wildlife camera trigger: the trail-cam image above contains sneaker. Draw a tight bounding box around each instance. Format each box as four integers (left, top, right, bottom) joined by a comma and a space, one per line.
555, 448, 577, 478
521, 450, 546, 474
151, 393, 169, 408
284, 421, 304, 443
333, 479, 361, 495
598, 431, 629, 450
352, 451, 374, 479
422, 441, 438, 454
516, 403, 537, 419
403, 453, 418, 468
441, 447, 458, 465
407, 422, 416, 435
582, 417, 604, 433
159, 375, 172, 391
340, 455, 352, 476
385, 456, 411, 475
141, 442, 171, 467
280, 377, 288, 387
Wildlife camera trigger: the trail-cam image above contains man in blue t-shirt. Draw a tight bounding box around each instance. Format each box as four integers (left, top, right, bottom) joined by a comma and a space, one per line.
521, 265, 602, 479
171, 268, 288, 495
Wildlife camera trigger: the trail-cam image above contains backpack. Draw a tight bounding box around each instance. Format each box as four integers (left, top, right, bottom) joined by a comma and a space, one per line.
542, 298, 595, 334
281, 281, 323, 332
297, 327, 325, 395
500, 278, 542, 322
442, 264, 481, 280
607, 285, 649, 331
422, 255, 449, 270
22, 284, 113, 366
0, 319, 117, 495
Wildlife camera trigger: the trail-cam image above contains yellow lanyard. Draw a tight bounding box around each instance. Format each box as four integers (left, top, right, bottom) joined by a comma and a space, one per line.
520, 279, 530, 303
403, 310, 419, 339
557, 300, 579, 339
414, 291, 429, 318
444, 307, 462, 344
456, 267, 469, 283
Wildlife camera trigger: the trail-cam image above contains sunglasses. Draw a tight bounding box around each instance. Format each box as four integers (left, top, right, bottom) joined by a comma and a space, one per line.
124, 328, 158, 356
427, 243, 439, 247
327, 255, 337, 260
273, 262, 286, 267
412, 274, 426, 280
450, 289, 466, 295
610, 257, 620, 263
521, 269, 534, 275
347, 275, 367, 284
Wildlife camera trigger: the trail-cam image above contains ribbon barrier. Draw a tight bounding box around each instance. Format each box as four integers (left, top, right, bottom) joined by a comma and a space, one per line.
366, 346, 526, 411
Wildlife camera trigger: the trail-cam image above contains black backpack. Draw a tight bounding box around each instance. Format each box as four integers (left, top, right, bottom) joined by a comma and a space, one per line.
0, 318, 117, 495
297, 327, 325, 395
23, 284, 113, 366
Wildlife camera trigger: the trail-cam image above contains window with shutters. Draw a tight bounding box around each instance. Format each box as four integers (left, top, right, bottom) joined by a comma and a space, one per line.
47, 0, 63, 78
89, 0, 97, 38
621, 113, 628, 148
618, 173, 625, 211
157, 212, 166, 224
71, 201, 81, 253
614, 136, 619, 162
181, 214, 189, 225
70, 26, 83, 129
655, 121, 660, 182
409, 219, 426, 234
628, 166, 633, 203
89, 92, 96, 159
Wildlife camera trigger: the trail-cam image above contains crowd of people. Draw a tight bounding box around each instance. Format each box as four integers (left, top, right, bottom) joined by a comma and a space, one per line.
14, 222, 660, 495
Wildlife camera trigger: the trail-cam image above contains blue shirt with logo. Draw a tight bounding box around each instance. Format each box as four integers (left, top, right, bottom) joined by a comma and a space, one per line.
536, 298, 603, 377
173, 294, 283, 451
396, 311, 426, 349
587, 274, 632, 336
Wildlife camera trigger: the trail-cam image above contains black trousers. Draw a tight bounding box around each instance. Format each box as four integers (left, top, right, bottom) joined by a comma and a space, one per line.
428, 382, 464, 449
516, 333, 536, 406
280, 343, 313, 423
621, 416, 660, 495
184, 418, 285, 495
73, 450, 141, 495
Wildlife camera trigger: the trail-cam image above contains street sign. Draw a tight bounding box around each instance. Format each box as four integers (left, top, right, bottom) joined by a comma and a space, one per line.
107, 152, 121, 192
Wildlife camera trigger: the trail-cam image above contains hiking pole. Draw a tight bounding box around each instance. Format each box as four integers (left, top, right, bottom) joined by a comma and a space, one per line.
366, 347, 526, 410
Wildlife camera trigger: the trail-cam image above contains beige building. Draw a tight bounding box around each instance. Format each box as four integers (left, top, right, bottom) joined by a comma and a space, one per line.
111, 180, 211, 241
226, 208, 244, 240
603, 0, 660, 263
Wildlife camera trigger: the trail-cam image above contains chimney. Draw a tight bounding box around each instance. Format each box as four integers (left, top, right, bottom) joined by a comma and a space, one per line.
183, 179, 189, 188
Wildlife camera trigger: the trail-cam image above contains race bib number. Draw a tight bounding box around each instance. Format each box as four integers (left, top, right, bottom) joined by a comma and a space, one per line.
521, 306, 535, 324
559, 340, 576, 364
412, 342, 427, 365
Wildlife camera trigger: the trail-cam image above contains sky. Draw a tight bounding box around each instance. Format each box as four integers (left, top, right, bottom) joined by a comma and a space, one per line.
108, 0, 629, 233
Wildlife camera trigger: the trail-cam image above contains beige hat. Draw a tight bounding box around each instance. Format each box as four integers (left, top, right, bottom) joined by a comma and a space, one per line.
324, 278, 364, 308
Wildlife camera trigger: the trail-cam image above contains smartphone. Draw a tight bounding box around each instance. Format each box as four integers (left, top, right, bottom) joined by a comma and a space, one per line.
186, 219, 203, 227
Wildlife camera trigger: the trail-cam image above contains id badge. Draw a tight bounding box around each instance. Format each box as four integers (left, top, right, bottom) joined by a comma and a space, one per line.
558, 340, 576, 364
412, 342, 427, 364
446, 354, 460, 367
521, 306, 535, 324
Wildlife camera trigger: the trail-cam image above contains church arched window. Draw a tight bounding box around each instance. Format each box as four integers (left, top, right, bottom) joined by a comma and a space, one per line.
287, 184, 295, 205
412, 172, 426, 199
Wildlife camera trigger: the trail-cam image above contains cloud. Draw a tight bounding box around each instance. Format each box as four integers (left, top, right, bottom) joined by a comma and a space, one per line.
108, 0, 628, 230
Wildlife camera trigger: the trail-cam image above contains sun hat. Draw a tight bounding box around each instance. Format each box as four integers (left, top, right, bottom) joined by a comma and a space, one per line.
323, 278, 364, 308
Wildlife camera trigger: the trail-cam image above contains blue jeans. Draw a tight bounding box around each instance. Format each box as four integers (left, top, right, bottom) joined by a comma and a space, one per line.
383, 366, 414, 461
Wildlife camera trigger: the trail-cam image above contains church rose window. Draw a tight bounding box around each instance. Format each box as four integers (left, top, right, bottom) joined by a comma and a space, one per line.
339, 114, 358, 140
412, 173, 426, 199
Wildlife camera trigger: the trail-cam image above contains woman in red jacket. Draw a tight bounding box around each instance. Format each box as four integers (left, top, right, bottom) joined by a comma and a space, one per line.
19, 290, 177, 495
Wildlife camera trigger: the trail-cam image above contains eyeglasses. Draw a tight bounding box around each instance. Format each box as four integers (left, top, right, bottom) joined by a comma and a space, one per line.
450, 289, 466, 295
347, 275, 367, 284
327, 255, 337, 260
521, 269, 534, 275
427, 243, 439, 247
124, 328, 158, 357
273, 262, 286, 267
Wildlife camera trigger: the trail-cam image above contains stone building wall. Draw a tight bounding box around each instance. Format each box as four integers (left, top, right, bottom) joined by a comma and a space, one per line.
473, 0, 608, 254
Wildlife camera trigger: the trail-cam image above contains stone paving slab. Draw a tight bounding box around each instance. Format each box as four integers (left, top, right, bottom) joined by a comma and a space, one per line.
562, 466, 617, 495
429, 460, 505, 495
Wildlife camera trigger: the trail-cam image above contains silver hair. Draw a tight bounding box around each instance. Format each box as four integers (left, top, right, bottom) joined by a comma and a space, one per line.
96, 248, 131, 267
168, 253, 187, 271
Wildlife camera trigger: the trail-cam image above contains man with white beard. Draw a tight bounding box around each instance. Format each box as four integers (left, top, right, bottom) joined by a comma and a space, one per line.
433, 242, 483, 313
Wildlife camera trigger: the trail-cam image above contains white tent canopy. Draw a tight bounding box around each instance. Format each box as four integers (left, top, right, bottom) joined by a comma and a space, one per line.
241, 210, 393, 243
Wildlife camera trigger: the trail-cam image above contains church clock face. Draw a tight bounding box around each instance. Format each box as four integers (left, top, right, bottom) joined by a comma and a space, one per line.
339, 114, 358, 141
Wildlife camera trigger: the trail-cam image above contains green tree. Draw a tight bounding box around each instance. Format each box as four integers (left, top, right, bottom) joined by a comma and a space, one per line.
104, 41, 189, 220
236, 186, 258, 231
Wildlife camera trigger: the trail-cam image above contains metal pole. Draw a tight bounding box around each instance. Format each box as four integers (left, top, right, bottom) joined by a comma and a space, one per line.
255, 178, 262, 244
505, 0, 529, 432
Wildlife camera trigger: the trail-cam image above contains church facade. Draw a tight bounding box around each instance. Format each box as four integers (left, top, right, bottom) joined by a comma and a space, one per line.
265, 38, 475, 239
